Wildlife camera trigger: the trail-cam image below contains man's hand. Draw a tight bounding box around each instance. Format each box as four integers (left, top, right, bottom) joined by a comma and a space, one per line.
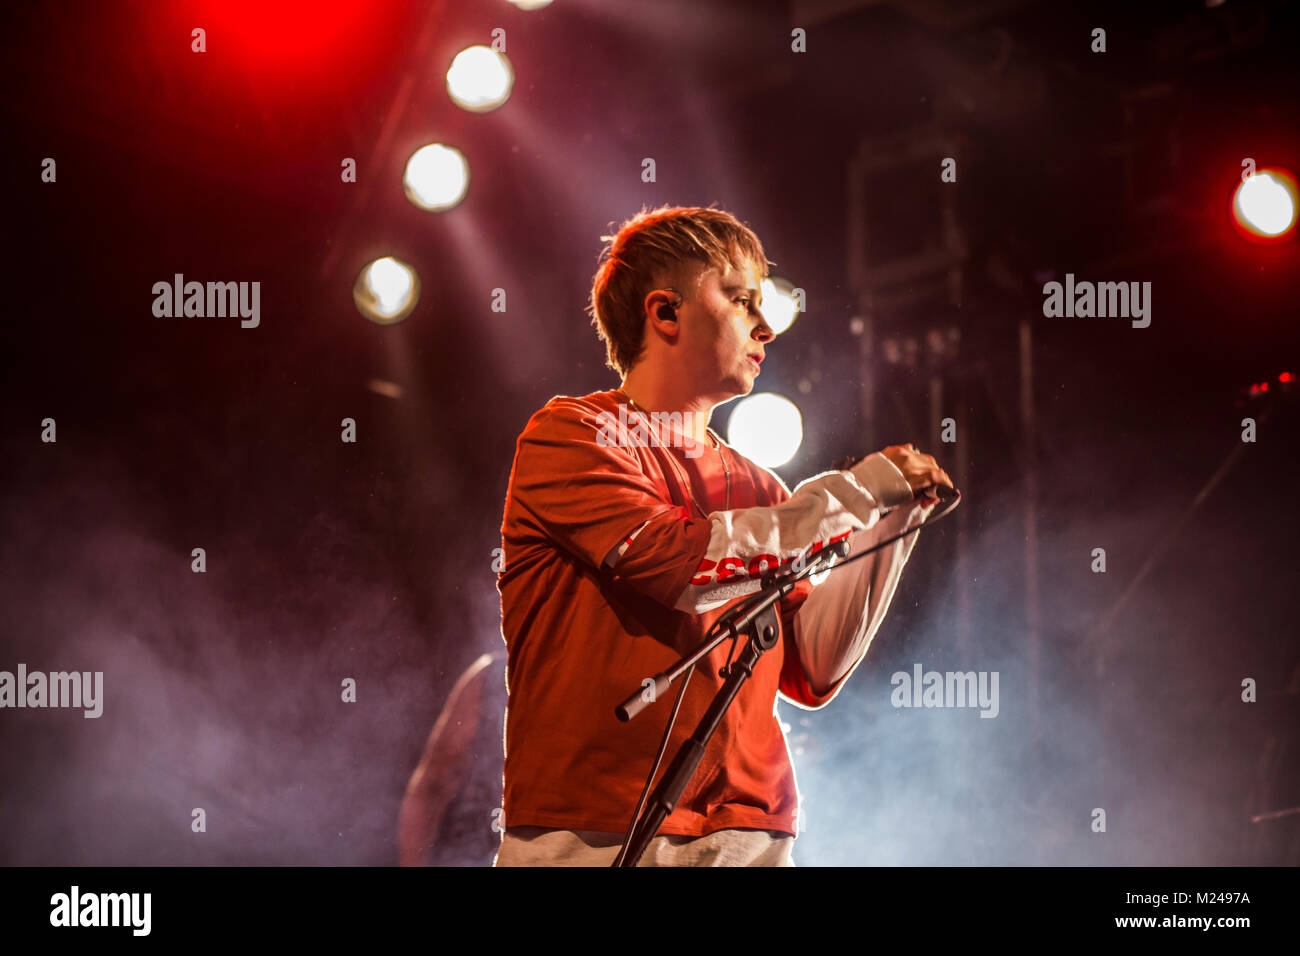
880, 444, 953, 507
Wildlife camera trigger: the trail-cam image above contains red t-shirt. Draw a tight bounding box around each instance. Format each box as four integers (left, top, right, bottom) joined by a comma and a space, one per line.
496, 389, 842, 838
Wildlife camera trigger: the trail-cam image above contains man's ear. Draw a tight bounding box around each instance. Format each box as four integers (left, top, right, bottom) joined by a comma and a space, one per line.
643, 288, 681, 338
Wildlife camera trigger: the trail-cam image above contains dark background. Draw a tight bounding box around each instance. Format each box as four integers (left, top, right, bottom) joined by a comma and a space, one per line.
1, 0, 1297, 865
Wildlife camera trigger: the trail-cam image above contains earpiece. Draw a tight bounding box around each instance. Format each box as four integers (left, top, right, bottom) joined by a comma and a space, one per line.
656, 292, 682, 323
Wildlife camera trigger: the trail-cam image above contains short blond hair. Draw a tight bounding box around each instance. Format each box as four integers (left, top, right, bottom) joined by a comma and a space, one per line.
587, 204, 771, 376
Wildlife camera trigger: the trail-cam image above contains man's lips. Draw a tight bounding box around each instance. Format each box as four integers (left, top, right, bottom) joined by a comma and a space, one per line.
747, 354, 764, 370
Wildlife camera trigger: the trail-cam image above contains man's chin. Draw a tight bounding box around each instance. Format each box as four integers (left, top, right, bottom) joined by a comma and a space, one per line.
712, 377, 754, 405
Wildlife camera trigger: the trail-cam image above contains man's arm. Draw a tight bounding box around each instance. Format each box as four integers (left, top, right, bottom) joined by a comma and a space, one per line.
509, 401, 917, 616
787, 496, 932, 704
783, 448, 947, 702
397, 652, 498, 866
765, 452, 925, 708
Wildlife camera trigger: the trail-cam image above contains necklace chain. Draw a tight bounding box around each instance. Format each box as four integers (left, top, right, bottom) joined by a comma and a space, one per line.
616, 389, 731, 517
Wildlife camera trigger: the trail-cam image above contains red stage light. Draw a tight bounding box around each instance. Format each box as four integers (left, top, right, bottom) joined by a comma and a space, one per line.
194, 0, 365, 64
180, 0, 410, 94
1231, 167, 1298, 243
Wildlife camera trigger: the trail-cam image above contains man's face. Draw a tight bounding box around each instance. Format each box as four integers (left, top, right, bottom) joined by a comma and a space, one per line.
674, 257, 774, 402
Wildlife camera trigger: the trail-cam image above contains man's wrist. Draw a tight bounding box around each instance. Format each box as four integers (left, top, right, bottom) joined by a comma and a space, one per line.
847, 452, 915, 510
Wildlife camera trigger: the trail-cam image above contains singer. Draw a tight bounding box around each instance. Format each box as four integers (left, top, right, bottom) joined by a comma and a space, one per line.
493, 205, 952, 866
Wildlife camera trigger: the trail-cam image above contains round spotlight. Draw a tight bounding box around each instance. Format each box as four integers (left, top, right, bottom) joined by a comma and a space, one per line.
403, 143, 469, 211
1233, 168, 1297, 241
354, 256, 419, 324
760, 277, 801, 335
727, 393, 803, 468
446, 45, 514, 113
507, 0, 554, 9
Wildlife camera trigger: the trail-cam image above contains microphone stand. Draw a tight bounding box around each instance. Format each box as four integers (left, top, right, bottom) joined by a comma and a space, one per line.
611, 539, 851, 867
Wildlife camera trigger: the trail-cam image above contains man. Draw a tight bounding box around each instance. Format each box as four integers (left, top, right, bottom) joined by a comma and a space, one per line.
494, 205, 952, 866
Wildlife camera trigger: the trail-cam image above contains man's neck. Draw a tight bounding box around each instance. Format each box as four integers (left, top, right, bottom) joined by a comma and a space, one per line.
618, 369, 717, 446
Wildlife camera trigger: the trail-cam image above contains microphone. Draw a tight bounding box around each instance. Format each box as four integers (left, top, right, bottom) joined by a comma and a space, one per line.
928, 482, 958, 500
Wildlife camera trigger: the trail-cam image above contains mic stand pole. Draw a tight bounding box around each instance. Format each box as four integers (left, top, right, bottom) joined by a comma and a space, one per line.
612, 541, 849, 867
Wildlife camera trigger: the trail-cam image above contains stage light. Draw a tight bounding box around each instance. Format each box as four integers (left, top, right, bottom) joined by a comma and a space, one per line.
446, 45, 514, 113
760, 277, 800, 335
403, 144, 469, 211
506, 0, 554, 9
727, 393, 803, 468
354, 256, 419, 324
188, 0, 386, 77
1233, 168, 1297, 240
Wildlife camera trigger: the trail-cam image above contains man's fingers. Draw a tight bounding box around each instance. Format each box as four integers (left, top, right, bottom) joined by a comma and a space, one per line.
888, 446, 951, 492
908, 467, 952, 495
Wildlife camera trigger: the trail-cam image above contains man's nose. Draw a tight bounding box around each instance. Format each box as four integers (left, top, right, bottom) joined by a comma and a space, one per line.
753, 315, 775, 342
